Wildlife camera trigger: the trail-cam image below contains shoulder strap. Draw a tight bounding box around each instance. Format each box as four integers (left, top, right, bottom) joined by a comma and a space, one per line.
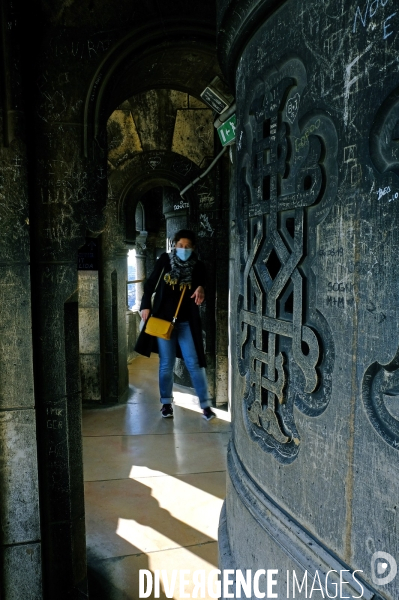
172, 286, 187, 323
154, 267, 164, 292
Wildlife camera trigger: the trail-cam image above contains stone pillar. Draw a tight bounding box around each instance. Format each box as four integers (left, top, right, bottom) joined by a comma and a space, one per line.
78, 271, 101, 403
0, 3, 42, 596
100, 237, 129, 403
192, 172, 219, 401
98, 157, 131, 404
31, 119, 106, 598
218, 2, 399, 599
163, 187, 189, 244
214, 156, 230, 407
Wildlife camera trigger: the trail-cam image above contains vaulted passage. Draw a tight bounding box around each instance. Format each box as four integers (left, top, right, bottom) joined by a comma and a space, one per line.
1, 2, 231, 596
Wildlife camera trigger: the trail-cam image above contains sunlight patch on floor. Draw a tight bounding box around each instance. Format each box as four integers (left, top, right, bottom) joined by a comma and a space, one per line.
116, 517, 180, 553
114, 468, 223, 552
173, 391, 231, 422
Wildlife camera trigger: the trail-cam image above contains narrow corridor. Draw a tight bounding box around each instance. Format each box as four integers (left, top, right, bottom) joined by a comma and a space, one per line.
82, 355, 231, 599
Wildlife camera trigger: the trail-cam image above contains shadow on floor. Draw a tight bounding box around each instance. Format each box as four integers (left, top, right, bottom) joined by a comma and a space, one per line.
87, 554, 133, 600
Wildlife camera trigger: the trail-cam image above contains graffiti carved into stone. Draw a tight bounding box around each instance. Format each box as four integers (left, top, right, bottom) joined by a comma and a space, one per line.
237, 58, 337, 462
363, 89, 399, 450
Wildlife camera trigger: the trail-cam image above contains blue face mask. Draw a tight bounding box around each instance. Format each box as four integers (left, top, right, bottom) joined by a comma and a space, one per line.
176, 248, 193, 261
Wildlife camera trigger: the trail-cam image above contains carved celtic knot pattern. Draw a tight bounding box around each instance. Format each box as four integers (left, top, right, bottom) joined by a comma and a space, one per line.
237, 58, 337, 462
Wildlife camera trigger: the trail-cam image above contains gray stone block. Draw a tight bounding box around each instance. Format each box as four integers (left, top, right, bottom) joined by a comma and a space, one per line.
78, 308, 100, 354
80, 354, 101, 402
0, 409, 40, 544
2, 543, 42, 600
0, 265, 35, 410
78, 271, 99, 308
216, 354, 228, 405
0, 132, 30, 262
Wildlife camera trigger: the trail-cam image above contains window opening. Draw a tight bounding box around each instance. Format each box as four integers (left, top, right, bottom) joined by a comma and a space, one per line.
127, 249, 143, 310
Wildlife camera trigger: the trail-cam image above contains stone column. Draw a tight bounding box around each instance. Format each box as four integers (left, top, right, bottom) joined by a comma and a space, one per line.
0, 3, 42, 596
163, 187, 189, 244
191, 172, 218, 401
98, 158, 131, 404
100, 232, 130, 403
219, 3, 399, 598
78, 271, 101, 403
214, 156, 230, 407
31, 120, 106, 598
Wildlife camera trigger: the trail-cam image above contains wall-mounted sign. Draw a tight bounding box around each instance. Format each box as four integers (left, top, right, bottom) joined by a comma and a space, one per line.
200, 87, 229, 113
200, 76, 234, 114
217, 114, 237, 146
78, 239, 99, 270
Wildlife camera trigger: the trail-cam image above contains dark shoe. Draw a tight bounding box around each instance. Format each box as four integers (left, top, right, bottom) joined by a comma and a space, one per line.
161, 404, 173, 418
202, 407, 216, 421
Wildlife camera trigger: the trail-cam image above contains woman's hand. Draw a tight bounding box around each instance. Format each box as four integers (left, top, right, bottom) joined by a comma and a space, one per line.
141, 308, 151, 322
191, 286, 205, 305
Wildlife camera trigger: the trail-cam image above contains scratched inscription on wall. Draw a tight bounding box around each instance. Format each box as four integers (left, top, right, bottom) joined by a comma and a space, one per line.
353, 0, 397, 39
198, 213, 214, 237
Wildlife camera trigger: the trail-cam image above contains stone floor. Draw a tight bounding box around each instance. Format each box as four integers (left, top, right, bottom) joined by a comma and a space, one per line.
82, 355, 231, 599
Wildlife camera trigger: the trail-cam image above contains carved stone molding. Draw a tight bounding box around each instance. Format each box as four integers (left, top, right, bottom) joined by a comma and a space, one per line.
236, 56, 337, 462
217, 0, 287, 86
363, 348, 399, 450
370, 88, 399, 176
364, 89, 399, 449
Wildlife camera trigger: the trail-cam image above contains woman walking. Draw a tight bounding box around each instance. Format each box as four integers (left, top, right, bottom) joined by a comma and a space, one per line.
135, 229, 216, 420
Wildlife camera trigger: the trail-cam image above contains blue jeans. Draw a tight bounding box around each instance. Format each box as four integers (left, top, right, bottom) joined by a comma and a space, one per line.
157, 321, 212, 409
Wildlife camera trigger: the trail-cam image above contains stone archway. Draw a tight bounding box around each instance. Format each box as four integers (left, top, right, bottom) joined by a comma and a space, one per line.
102, 140, 229, 405
84, 23, 222, 157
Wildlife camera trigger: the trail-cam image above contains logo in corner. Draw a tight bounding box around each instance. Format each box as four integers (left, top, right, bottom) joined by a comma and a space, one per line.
371, 551, 397, 585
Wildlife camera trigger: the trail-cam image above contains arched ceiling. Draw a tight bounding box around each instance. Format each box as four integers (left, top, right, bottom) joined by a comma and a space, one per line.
84, 20, 225, 155
107, 40, 220, 111
107, 89, 213, 172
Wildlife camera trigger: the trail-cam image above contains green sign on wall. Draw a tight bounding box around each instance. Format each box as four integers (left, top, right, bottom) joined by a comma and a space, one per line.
217, 114, 237, 146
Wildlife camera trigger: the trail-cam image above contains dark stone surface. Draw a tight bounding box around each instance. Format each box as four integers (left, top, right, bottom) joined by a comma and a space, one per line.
2, 543, 42, 600
0, 4, 43, 596
0, 265, 35, 410
0, 409, 40, 544
217, 0, 284, 86
222, 0, 399, 597
44, 517, 88, 596
0, 122, 30, 261
32, 265, 88, 598
34, 124, 107, 261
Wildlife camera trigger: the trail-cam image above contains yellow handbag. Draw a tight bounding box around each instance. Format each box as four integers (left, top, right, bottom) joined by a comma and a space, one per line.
145, 286, 186, 340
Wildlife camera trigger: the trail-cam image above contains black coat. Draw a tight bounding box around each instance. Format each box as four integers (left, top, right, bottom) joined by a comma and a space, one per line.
134, 252, 207, 367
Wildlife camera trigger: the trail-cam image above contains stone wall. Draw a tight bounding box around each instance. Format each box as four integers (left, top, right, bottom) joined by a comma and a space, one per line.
0, 3, 41, 596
